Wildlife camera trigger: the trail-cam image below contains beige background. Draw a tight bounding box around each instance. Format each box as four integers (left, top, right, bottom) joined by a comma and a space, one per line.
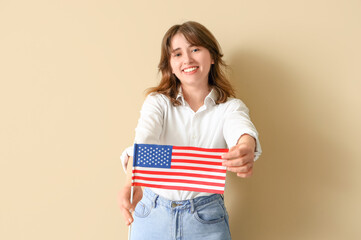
1, 0, 360, 239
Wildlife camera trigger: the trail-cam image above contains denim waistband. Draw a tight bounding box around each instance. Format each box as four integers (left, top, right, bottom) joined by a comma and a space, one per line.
142, 187, 223, 212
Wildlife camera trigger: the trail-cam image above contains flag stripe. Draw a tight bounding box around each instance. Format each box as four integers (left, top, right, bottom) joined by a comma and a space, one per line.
171, 156, 224, 162
132, 183, 224, 194
172, 146, 228, 153
172, 152, 223, 159
171, 159, 222, 166
171, 162, 226, 170
133, 180, 224, 190
171, 162, 225, 169
133, 173, 225, 183
172, 149, 227, 156
132, 169, 226, 179
133, 167, 226, 177
171, 165, 227, 173
132, 176, 225, 187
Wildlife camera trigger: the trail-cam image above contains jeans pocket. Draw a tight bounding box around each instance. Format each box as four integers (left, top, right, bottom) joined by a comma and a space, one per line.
194, 201, 225, 224
134, 200, 152, 218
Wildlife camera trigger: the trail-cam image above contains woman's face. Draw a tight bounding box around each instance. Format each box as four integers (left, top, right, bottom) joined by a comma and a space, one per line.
169, 33, 213, 89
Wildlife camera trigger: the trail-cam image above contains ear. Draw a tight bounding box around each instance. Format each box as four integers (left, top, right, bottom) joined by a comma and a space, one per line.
211, 59, 214, 64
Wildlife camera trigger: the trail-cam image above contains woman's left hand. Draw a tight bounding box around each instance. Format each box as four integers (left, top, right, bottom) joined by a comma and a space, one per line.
221, 134, 256, 178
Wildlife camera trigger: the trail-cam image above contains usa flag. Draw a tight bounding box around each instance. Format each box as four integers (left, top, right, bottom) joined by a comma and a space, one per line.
132, 143, 228, 194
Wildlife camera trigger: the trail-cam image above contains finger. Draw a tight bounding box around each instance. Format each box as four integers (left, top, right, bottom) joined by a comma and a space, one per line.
222, 149, 241, 160
117, 187, 135, 225
222, 145, 250, 160
121, 207, 134, 226
222, 158, 240, 167
120, 197, 134, 225
222, 156, 251, 167
223, 152, 255, 167
237, 167, 253, 178
226, 162, 253, 173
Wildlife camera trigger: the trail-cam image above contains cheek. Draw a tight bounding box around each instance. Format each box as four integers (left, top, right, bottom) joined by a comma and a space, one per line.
200, 54, 213, 67
170, 61, 177, 74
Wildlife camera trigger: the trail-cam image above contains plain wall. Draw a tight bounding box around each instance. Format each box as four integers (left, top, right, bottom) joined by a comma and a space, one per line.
1, 0, 360, 239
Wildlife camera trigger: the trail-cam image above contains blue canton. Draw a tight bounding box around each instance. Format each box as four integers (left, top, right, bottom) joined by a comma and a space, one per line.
133, 144, 173, 169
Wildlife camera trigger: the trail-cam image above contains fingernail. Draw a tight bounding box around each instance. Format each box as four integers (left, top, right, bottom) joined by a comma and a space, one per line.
128, 218, 132, 223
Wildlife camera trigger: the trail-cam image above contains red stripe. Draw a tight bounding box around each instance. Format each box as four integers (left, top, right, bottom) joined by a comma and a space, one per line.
172, 152, 223, 159
132, 176, 225, 187
172, 146, 228, 153
132, 170, 226, 180
171, 159, 222, 166
132, 183, 224, 194
171, 166, 226, 173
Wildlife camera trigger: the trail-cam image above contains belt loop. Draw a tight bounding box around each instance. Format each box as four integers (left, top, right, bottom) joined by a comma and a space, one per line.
152, 194, 159, 208
189, 199, 195, 213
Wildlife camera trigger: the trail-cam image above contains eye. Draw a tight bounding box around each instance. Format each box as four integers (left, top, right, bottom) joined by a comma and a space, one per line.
192, 48, 200, 52
173, 52, 181, 57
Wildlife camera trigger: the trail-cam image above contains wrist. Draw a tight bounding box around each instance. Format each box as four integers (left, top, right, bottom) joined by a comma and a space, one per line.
237, 134, 256, 150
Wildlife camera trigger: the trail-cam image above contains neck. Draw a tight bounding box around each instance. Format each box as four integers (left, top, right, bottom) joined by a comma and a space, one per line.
181, 84, 211, 111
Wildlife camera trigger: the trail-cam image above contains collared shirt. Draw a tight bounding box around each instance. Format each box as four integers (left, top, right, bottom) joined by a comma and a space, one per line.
120, 87, 262, 200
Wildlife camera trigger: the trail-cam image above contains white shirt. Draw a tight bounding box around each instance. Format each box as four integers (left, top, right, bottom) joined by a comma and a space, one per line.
120, 87, 262, 200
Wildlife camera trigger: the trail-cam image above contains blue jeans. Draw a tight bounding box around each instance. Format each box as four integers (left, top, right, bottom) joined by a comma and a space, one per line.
131, 188, 231, 240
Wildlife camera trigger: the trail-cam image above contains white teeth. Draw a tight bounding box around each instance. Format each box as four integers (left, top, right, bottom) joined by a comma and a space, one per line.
183, 67, 197, 73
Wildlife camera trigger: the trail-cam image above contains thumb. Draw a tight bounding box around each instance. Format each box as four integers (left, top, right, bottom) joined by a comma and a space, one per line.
222, 145, 237, 159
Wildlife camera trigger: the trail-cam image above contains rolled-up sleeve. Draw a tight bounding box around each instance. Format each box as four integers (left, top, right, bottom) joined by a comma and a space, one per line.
134, 93, 164, 144
223, 99, 262, 161
120, 146, 134, 172
120, 93, 165, 172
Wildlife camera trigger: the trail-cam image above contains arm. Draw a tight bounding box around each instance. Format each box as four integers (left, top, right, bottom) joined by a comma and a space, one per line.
118, 94, 165, 224
118, 157, 143, 226
222, 134, 256, 178
222, 99, 262, 178
119, 94, 165, 172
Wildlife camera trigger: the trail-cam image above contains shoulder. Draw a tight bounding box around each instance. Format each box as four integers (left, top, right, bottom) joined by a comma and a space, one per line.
142, 92, 171, 109
220, 97, 249, 113
146, 92, 170, 103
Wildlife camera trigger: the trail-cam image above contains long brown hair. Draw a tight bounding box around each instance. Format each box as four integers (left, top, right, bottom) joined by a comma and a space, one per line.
146, 21, 235, 105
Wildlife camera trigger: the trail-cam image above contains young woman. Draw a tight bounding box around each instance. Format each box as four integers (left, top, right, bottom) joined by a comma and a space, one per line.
119, 21, 262, 240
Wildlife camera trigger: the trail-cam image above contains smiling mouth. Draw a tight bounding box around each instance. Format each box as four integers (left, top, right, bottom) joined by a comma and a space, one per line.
183, 67, 199, 73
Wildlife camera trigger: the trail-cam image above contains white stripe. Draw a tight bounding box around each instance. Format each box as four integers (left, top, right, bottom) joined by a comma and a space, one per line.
172, 149, 226, 156
171, 162, 226, 170
133, 166, 226, 177
133, 179, 224, 191
171, 156, 223, 162
133, 173, 225, 184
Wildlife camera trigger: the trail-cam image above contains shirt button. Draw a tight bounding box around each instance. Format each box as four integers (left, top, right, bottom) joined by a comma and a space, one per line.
192, 135, 197, 139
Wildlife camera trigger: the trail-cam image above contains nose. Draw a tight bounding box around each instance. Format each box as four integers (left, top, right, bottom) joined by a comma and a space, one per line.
182, 51, 194, 65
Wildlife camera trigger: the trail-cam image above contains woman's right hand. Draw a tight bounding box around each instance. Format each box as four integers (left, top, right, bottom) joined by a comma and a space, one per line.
118, 185, 143, 226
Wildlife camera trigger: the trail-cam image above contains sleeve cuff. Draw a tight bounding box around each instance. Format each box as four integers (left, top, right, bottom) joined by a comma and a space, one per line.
245, 132, 262, 161
120, 146, 134, 173
233, 131, 262, 161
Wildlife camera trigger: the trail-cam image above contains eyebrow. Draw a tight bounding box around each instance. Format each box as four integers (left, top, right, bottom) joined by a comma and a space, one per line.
171, 45, 198, 53
171, 48, 181, 53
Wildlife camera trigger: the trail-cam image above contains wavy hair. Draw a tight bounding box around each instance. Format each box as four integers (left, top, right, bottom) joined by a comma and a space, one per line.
146, 21, 235, 105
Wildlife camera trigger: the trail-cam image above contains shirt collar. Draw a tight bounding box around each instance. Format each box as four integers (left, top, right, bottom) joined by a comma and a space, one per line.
205, 88, 217, 105
176, 86, 217, 106
176, 87, 185, 105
